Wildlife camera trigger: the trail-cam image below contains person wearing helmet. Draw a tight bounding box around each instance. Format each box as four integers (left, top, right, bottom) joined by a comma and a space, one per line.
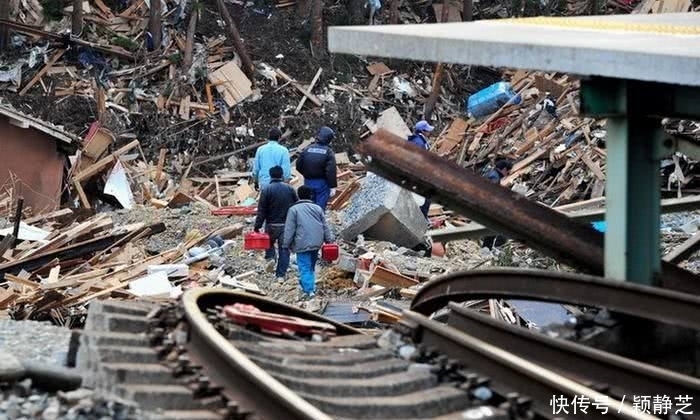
296, 126, 338, 211
407, 120, 434, 220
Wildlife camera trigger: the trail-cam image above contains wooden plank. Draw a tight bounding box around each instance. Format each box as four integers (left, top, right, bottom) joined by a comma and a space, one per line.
74, 140, 140, 182
581, 154, 605, 180
167, 192, 193, 208
0, 234, 15, 258
368, 266, 419, 288
74, 180, 91, 209
19, 49, 66, 96
437, 118, 469, 155
366, 62, 393, 76
179, 95, 191, 120
154, 148, 167, 184
329, 181, 359, 210
5, 273, 39, 290
47, 265, 60, 284
663, 231, 700, 264
295, 67, 323, 114
215, 175, 222, 207
275, 68, 322, 106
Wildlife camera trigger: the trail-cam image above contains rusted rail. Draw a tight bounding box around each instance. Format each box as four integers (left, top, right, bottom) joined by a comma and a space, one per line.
410, 268, 700, 330
445, 302, 700, 400
356, 129, 700, 295
400, 311, 659, 420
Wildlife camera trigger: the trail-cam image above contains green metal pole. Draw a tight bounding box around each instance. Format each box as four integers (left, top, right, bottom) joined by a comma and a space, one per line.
581, 78, 663, 286
605, 116, 662, 285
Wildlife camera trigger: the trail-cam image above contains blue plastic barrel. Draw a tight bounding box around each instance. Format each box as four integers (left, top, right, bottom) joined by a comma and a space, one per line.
466, 81, 521, 119
591, 221, 606, 233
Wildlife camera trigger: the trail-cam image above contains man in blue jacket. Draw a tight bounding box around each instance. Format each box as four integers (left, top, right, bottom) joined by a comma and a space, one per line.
407, 120, 434, 219
254, 166, 298, 281
252, 127, 292, 189
283, 186, 334, 297
296, 126, 337, 211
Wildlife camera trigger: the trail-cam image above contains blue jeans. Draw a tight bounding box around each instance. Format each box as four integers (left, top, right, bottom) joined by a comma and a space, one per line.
264, 224, 290, 278
304, 178, 331, 211
296, 250, 319, 294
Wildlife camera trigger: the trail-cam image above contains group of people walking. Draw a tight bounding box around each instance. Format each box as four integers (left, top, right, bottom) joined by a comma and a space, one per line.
250, 120, 512, 297
251, 126, 337, 298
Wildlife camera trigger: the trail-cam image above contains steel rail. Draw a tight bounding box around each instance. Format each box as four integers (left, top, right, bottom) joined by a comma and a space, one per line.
410, 268, 700, 330
401, 310, 659, 420
446, 302, 700, 400
182, 288, 357, 420
356, 130, 700, 295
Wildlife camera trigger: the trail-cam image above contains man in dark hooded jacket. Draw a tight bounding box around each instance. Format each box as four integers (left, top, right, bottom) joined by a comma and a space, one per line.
296, 126, 337, 211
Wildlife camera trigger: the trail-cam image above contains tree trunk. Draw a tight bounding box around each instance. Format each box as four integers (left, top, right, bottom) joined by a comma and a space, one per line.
149, 0, 162, 51
216, 0, 255, 80
423, 1, 450, 120
297, 0, 309, 17
462, 0, 472, 21
71, 0, 83, 36
0, 0, 9, 51
390, 0, 399, 24
346, 0, 365, 25
310, 0, 323, 51
183, 9, 198, 71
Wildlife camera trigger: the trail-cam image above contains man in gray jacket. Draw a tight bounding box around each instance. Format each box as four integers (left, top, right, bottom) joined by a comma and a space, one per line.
282, 186, 334, 297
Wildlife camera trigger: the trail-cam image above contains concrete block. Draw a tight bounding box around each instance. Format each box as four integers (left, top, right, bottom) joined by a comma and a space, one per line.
102, 363, 173, 384
341, 173, 427, 247
117, 384, 199, 410
85, 313, 151, 334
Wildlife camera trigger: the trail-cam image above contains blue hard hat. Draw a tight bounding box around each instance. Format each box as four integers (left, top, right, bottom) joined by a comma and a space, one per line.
415, 120, 434, 133
317, 126, 335, 143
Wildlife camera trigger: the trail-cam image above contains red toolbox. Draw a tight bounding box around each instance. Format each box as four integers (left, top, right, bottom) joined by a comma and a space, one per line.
244, 232, 271, 250
321, 243, 339, 261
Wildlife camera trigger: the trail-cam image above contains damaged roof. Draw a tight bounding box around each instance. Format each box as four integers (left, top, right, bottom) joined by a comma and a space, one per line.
0, 104, 78, 144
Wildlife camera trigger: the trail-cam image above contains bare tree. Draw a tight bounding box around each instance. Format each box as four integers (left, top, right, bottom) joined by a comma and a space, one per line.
310, 0, 323, 51
72, 0, 83, 36
423, 2, 451, 120
297, 0, 309, 17
216, 0, 255, 80
183, 5, 198, 71
390, 0, 399, 24
149, 0, 162, 50
463, 0, 473, 21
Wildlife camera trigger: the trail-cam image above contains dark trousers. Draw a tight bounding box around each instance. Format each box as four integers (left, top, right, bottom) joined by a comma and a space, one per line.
305, 178, 331, 211
264, 224, 290, 278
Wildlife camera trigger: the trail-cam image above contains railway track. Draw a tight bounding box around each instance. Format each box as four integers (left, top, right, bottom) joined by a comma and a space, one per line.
76, 283, 697, 420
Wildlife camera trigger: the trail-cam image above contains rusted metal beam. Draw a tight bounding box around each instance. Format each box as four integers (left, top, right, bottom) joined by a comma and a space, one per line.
356, 129, 700, 295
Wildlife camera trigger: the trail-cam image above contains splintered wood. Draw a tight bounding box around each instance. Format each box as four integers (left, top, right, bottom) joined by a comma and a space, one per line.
0, 210, 171, 323
449, 70, 610, 206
